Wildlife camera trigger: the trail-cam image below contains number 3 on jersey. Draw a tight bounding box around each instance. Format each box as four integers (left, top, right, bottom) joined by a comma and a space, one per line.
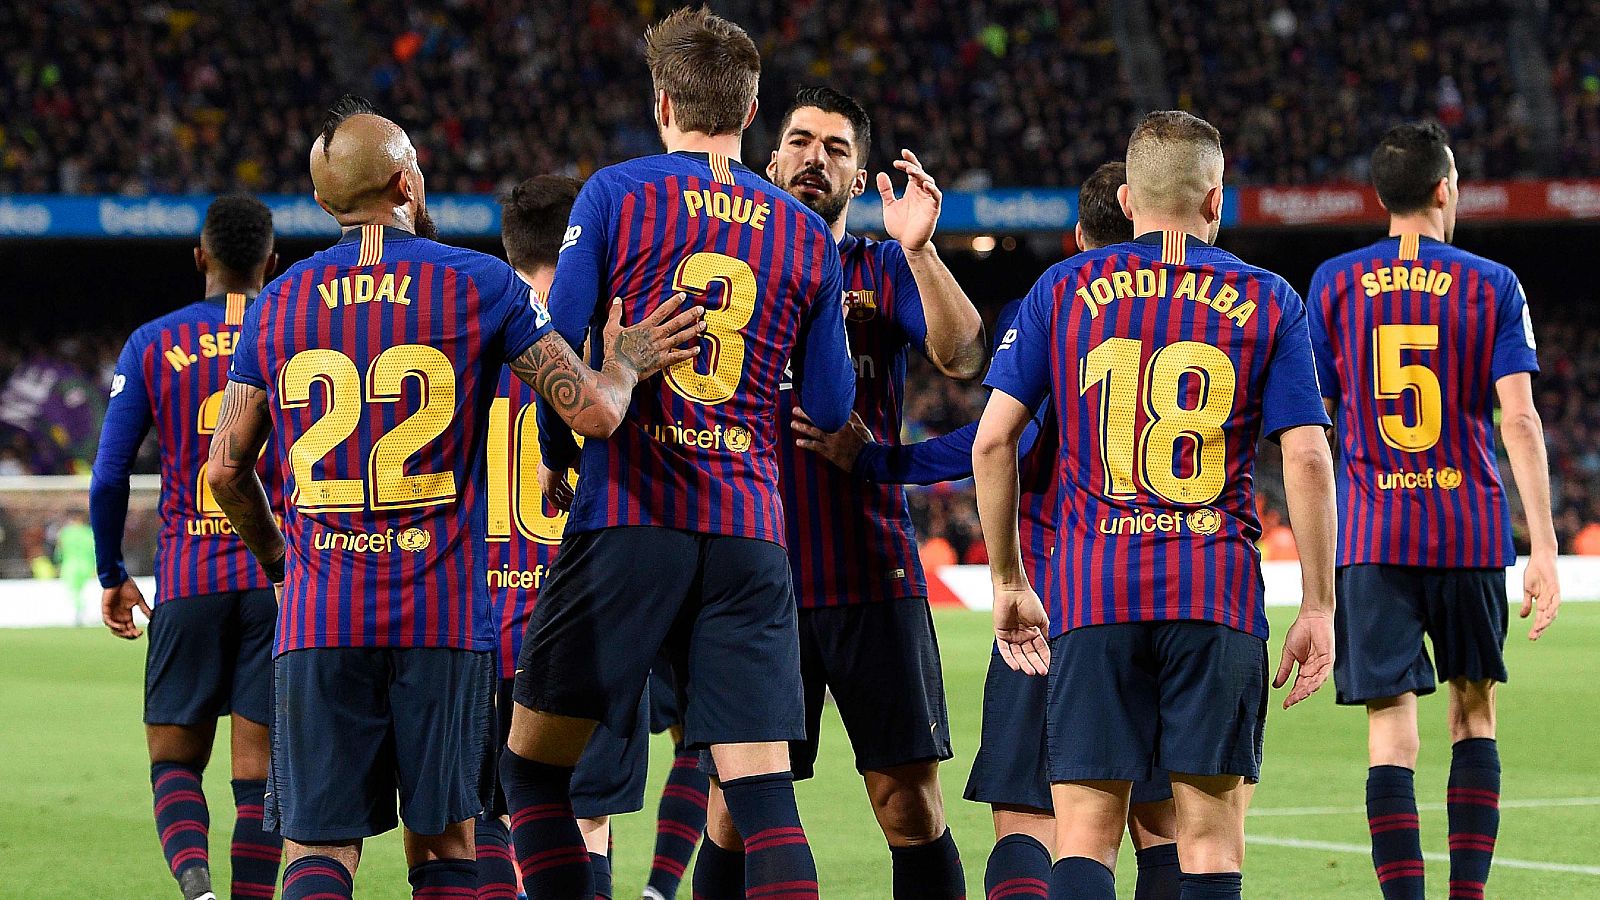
665, 252, 756, 405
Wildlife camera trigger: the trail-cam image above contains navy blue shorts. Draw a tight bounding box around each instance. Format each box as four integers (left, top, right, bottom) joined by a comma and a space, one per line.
144, 589, 276, 727
649, 662, 684, 736
515, 526, 804, 750
266, 647, 496, 842
488, 679, 648, 820
1047, 622, 1267, 783
965, 648, 1171, 812
792, 597, 952, 780
1334, 565, 1509, 706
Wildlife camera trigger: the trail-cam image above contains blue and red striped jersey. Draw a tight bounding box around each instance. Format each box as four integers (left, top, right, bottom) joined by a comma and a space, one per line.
484, 368, 572, 678
538, 151, 855, 545
1308, 233, 1538, 568
986, 232, 1329, 639
780, 234, 929, 607
91, 293, 279, 603
230, 224, 553, 655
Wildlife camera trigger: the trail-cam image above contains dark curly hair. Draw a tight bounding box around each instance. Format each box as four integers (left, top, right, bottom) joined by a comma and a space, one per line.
202, 194, 274, 273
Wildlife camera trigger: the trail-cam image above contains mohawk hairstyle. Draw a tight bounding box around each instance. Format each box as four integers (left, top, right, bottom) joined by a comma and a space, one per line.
319, 94, 379, 157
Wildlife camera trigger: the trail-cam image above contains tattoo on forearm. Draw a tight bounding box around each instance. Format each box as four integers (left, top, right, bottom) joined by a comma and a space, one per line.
512, 334, 632, 430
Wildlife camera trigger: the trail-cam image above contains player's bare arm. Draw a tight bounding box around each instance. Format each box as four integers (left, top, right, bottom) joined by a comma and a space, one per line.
205, 381, 286, 583
973, 388, 1050, 676
879, 149, 986, 379
1497, 371, 1561, 639
512, 292, 705, 439
1275, 423, 1338, 708
791, 408, 871, 473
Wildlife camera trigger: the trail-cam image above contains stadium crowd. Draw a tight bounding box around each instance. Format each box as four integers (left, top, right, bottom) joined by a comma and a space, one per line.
3, 0, 1598, 196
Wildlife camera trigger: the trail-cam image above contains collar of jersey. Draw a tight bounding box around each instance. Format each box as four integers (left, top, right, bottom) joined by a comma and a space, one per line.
669, 149, 756, 176
334, 224, 420, 245
200, 292, 252, 307
1131, 231, 1212, 248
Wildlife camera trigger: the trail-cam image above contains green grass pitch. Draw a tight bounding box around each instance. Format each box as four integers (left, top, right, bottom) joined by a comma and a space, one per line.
2, 605, 1596, 897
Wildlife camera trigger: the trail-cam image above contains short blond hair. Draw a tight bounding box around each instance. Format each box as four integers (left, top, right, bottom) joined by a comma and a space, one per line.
1125, 111, 1224, 216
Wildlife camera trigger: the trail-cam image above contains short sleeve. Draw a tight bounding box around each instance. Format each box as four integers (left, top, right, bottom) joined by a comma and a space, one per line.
1305, 264, 1340, 401
1490, 272, 1539, 380
878, 241, 928, 355
1262, 286, 1334, 439
487, 258, 553, 362
229, 296, 268, 388
982, 271, 1055, 410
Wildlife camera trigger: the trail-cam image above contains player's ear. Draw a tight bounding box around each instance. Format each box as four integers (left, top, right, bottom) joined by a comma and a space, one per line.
1204, 184, 1224, 224
742, 97, 759, 132
850, 167, 868, 199
1433, 176, 1450, 210
194, 245, 207, 275
263, 251, 280, 282
655, 90, 670, 130
766, 150, 780, 182
1074, 222, 1086, 251
312, 189, 335, 218
1117, 183, 1133, 221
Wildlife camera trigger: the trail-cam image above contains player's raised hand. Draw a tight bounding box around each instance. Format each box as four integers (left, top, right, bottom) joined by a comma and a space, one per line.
878, 149, 942, 252
1520, 551, 1561, 640
608, 293, 706, 380
791, 408, 871, 473
993, 583, 1050, 676
102, 578, 151, 640
539, 460, 575, 513
1274, 610, 1334, 708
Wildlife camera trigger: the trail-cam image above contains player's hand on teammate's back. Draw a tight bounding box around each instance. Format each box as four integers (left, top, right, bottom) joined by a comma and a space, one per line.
791, 409, 870, 473
607, 292, 706, 380
1274, 610, 1334, 708
1520, 550, 1561, 640
878, 149, 942, 252
993, 584, 1050, 676
102, 578, 151, 640
539, 461, 576, 513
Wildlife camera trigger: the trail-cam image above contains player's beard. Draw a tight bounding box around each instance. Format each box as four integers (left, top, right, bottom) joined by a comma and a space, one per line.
413, 203, 439, 241
787, 168, 850, 227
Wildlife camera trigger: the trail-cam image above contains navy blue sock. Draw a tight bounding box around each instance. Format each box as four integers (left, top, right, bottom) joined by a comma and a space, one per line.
409, 858, 476, 897
151, 762, 210, 881
1447, 738, 1501, 900
590, 852, 612, 899
890, 828, 965, 898
720, 772, 818, 899
1047, 856, 1114, 899
1176, 871, 1241, 899
281, 856, 352, 900
499, 750, 591, 899
690, 836, 745, 900
475, 813, 519, 900
229, 779, 281, 900
648, 747, 708, 898
1133, 843, 1179, 900
1367, 765, 1425, 899
983, 833, 1049, 899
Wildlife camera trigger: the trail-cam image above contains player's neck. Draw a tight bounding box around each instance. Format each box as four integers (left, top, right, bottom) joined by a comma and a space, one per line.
665, 132, 744, 162
1387, 213, 1444, 242
204, 275, 257, 298
828, 202, 850, 243
1130, 216, 1212, 244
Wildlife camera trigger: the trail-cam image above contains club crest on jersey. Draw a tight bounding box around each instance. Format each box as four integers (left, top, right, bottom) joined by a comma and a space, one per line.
843, 289, 878, 322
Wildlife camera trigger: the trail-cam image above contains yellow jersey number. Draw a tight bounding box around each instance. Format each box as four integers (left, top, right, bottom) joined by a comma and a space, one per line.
664, 252, 757, 405
1079, 337, 1238, 506
1371, 324, 1442, 452
278, 344, 458, 513
485, 396, 578, 546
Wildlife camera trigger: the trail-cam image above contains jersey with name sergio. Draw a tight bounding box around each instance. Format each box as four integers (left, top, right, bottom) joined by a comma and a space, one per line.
987, 232, 1328, 639
780, 234, 929, 607
96, 294, 278, 602
1308, 234, 1538, 568
230, 225, 552, 655
539, 151, 851, 545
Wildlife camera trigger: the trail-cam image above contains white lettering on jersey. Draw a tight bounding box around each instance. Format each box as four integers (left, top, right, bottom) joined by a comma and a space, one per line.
560, 225, 581, 253
110, 373, 126, 398
1518, 283, 1536, 349
998, 327, 1019, 351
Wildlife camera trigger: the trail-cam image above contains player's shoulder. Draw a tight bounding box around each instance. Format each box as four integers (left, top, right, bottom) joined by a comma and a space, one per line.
1427, 240, 1519, 285
1313, 238, 1391, 278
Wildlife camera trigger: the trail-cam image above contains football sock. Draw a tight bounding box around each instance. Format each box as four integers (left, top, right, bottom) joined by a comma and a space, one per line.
229, 779, 282, 899
499, 750, 591, 899
1047, 856, 1114, 899
589, 852, 612, 899
475, 812, 519, 900
1176, 871, 1241, 899
983, 833, 1050, 899
648, 747, 709, 898
1133, 842, 1180, 900
280, 856, 352, 900
1447, 738, 1501, 900
1367, 765, 1425, 899
689, 836, 745, 900
151, 762, 210, 882
890, 827, 965, 898
408, 858, 476, 898
720, 771, 819, 899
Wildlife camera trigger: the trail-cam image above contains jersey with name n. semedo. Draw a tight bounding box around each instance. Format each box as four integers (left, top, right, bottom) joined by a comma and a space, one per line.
103, 294, 280, 603
1307, 233, 1538, 568
539, 151, 848, 544
779, 233, 930, 607
986, 231, 1329, 639
229, 225, 553, 655
484, 368, 573, 679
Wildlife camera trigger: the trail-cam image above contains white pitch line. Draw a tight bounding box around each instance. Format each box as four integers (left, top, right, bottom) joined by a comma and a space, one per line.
1249, 796, 1600, 817
1247, 835, 1600, 876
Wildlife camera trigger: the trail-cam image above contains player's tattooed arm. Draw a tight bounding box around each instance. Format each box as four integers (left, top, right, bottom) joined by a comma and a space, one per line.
512, 292, 705, 438
205, 380, 286, 583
